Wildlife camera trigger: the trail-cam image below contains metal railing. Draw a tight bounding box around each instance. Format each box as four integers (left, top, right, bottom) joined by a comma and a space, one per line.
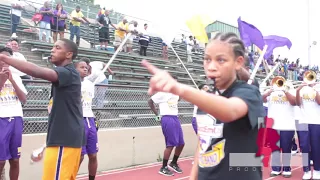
22, 80, 193, 134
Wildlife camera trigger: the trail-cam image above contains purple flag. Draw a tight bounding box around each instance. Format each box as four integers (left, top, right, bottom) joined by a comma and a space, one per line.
237, 17, 265, 50
263, 35, 292, 59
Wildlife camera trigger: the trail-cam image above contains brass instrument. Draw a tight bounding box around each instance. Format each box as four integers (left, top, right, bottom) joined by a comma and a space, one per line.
271, 76, 286, 90
303, 70, 317, 84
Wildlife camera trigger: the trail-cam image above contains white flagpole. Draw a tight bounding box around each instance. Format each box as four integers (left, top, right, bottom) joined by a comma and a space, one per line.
170, 45, 199, 89
247, 45, 268, 84
93, 33, 132, 84
261, 62, 280, 85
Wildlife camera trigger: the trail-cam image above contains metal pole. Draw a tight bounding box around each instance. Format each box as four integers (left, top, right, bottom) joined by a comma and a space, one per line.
248, 45, 268, 84
93, 33, 132, 84
87, 6, 89, 19
261, 62, 280, 85
307, 0, 311, 66
171, 46, 199, 89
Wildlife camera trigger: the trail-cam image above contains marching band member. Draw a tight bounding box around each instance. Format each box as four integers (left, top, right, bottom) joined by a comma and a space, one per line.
296, 70, 320, 180
294, 99, 311, 179
262, 77, 296, 178
148, 92, 184, 176
0, 46, 27, 180
75, 60, 99, 180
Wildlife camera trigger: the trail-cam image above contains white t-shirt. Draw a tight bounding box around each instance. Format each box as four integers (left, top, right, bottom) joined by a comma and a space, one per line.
81, 79, 95, 118
11, 0, 25, 17
267, 90, 295, 130
10, 52, 27, 76
151, 92, 179, 116
186, 39, 193, 51
128, 24, 138, 41
263, 102, 268, 108
193, 105, 198, 117
195, 90, 223, 159
299, 86, 320, 124
197, 114, 222, 155
88, 61, 106, 83
0, 74, 27, 117
294, 106, 302, 121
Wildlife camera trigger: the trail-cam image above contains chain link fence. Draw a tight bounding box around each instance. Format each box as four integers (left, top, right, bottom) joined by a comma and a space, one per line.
22, 80, 194, 134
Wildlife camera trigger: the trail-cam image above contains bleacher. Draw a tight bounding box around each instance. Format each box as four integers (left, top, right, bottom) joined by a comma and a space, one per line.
0, 4, 37, 37
0, 3, 213, 134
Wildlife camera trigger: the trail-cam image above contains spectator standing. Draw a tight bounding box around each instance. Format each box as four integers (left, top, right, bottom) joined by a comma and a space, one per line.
114, 18, 129, 51
181, 34, 186, 44
138, 23, 151, 56
283, 61, 288, 78
162, 40, 168, 60
96, 10, 116, 51
186, 36, 193, 62
10, 0, 25, 38
193, 36, 199, 53
39, 1, 53, 42
70, 6, 90, 46
127, 21, 139, 53
52, 3, 68, 43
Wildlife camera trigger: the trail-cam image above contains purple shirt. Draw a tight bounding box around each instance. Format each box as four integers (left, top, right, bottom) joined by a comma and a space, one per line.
40, 7, 52, 23
53, 10, 67, 27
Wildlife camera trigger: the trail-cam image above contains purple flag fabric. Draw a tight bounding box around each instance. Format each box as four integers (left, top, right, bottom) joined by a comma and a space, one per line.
263, 35, 292, 59
237, 17, 265, 50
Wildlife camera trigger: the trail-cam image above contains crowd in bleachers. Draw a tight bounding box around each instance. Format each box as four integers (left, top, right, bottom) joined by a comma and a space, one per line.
250, 52, 320, 82
7, 0, 208, 65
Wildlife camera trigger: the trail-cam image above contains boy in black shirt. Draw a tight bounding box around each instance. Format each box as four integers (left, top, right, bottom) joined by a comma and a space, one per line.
0, 39, 84, 180
142, 32, 264, 180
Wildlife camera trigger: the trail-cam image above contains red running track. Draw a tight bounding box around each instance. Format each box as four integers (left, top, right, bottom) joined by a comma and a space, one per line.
76, 156, 305, 180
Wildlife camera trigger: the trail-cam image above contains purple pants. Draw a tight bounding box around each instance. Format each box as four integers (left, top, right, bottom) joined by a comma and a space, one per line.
0, 117, 23, 160
191, 117, 197, 134
81, 117, 98, 155
271, 130, 295, 172
298, 124, 320, 172
308, 124, 320, 171
264, 107, 268, 117
161, 115, 185, 147
295, 121, 311, 172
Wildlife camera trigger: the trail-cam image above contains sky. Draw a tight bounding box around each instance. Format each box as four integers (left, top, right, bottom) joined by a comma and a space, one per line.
95, 0, 320, 66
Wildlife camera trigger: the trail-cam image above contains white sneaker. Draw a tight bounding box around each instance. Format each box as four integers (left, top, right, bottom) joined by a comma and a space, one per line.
291, 150, 298, 155
282, 171, 292, 178
11, 33, 18, 38
270, 171, 281, 177
302, 171, 312, 180
313, 170, 320, 179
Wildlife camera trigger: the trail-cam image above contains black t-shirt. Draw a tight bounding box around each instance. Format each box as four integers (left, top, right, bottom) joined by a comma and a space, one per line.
47, 64, 85, 148
197, 81, 264, 180
251, 79, 260, 88
98, 14, 112, 30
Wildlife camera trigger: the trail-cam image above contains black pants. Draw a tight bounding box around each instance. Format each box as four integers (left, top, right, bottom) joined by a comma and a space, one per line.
139, 40, 149, 56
